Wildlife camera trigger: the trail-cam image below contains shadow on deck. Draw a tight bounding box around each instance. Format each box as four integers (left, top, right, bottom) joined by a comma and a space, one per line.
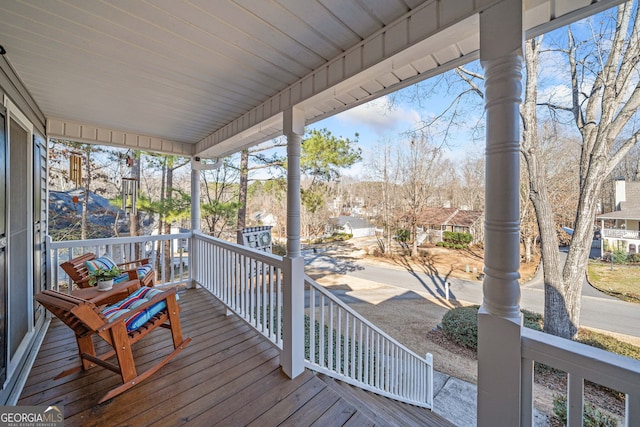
20, 288, 453, 426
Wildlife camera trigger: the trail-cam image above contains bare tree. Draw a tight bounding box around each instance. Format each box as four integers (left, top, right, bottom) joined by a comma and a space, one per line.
365, 139, 400, 253
521, 2, 640, 338
458, 156, 485, 211
398, 136, 445, 255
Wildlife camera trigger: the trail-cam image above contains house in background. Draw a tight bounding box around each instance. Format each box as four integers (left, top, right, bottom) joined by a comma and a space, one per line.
49, 189, 155, 239
251, 211, 279, 229
597, 179, 640, 255
329, 216, 377, 238
416, 207, 484, 244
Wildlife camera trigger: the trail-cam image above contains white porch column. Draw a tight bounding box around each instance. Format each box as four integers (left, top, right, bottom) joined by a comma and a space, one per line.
477, 1, 524, 426
281, 106, 305, 378
191, 162, 201, 233
189, 161, 201, 289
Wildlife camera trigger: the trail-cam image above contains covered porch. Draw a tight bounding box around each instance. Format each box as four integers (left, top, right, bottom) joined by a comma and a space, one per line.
1, 0, 640, 425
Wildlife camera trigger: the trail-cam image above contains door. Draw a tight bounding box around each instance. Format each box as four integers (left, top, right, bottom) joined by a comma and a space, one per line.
0, 106, 7, 386
5, 99, 34, 377
8, 117, 29, 361
33, 135, 45, 324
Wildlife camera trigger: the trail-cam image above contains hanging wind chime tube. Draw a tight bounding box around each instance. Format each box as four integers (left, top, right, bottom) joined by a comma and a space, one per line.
122, 177, 138, 216
69, 153, 82, 188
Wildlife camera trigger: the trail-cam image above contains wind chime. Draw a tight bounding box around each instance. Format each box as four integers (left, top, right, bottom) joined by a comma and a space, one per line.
121, 153, 138, 215
69, 152, 82, 203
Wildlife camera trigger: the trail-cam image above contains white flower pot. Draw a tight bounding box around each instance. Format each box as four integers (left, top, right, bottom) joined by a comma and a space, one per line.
97, 279, 114, 291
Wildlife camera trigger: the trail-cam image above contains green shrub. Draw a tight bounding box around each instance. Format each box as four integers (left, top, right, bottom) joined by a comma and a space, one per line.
442, 231, 473, 247
436, 241, 444, 247
627, 253, 640, 263
329, 232, 352, 241
271, 242, 286, 256
613, 249, 628, 264
441, 305, 480, 350
553, 395, 618, 427
521, 309, 544, 332
396, 229, 410, 242
442, 306, 545, 351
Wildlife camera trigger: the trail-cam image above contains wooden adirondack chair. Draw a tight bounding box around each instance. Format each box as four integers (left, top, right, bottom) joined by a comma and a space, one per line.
61, 253, 155, 289
35, 287, 191, 403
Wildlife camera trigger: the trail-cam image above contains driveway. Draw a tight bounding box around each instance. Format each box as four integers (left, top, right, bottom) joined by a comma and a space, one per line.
304, 245, 640, 339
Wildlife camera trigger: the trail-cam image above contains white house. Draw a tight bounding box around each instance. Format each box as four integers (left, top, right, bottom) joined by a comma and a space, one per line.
330, 216, 377, 238
598, 179, 640, 255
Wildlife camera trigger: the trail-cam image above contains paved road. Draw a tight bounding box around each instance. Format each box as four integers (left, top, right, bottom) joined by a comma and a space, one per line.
304, 247, 640, 339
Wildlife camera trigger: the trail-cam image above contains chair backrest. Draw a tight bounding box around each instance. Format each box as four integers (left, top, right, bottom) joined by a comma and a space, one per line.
61, 253, 97, 288
35, 290, 106, 335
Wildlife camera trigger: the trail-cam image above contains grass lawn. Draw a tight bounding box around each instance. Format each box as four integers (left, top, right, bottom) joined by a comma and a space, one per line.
587, 260, 640, 302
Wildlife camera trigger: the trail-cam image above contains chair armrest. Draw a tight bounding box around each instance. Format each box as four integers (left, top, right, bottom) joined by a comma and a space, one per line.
75, 276, 93, 289
117, 258, 150, 269
123, 269, 138, 281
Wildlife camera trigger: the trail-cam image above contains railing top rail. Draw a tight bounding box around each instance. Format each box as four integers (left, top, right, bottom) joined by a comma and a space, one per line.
193, 230, 284, 266
304, 274, 428, 362
522, 327, 640, 394
48, 233, 193, 249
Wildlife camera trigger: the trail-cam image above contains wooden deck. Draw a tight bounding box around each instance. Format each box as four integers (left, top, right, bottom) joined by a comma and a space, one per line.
20, 288, 454, 426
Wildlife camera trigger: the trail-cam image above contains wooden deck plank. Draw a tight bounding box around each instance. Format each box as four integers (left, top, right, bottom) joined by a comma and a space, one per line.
342, 410, 377, 427
21, 288, 454, 427
139, 352, 281, 427
311, 399, 358, 427
66, 332, 272, 425
279, 386, 342, 427
199, 370, 318, 426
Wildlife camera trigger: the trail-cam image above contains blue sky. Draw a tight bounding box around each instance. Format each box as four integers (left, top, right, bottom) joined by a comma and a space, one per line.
312, 71, 487, 177
250, 5, 621, 180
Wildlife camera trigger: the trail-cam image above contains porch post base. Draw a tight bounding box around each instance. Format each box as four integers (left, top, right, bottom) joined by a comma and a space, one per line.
281, 256, 305, 379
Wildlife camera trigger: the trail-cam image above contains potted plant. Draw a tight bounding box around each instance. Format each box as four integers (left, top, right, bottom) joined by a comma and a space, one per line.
89, 266, 123, 291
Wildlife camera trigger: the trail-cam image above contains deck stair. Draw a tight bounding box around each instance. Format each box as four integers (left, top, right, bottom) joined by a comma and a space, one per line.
317, 373, 455, 427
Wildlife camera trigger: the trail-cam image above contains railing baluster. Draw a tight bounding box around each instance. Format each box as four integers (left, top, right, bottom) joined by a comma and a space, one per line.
309, 286, 316, 364
320, 294, 326, 368
521, 357, 534, 427
567, 373, 584, 427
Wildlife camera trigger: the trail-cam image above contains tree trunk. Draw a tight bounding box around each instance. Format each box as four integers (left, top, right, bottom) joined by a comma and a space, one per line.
163, 159, 173, 282
236, 149, 249, 244
524, 236, 532, 264
81, 148, 91, 240
155, 160, 166, 278
522, 38, 574, 338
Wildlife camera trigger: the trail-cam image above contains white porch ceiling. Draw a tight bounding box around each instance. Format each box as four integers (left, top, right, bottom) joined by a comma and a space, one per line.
0, 0, 623, 158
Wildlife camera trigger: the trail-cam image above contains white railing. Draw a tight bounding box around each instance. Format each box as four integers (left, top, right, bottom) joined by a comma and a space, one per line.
55, 232, 434, 409
191, 231, 284, 348
47, 233, 192, 292
602, 229, 640, 240
190, 232, 433, 408
521, 328, 640, 427
304, 275, 434, 409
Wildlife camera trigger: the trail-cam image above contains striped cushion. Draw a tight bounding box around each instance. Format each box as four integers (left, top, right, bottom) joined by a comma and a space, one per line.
110, 266, 151, 284
137, 264, 153, 279
101, 287, 167, 331
85, 255, 118, 274
114, 272, 132, 284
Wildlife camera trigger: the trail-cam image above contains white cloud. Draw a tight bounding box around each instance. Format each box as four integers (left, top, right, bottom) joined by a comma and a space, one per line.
538, 84, 573, 107
334, 96, 422, 136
